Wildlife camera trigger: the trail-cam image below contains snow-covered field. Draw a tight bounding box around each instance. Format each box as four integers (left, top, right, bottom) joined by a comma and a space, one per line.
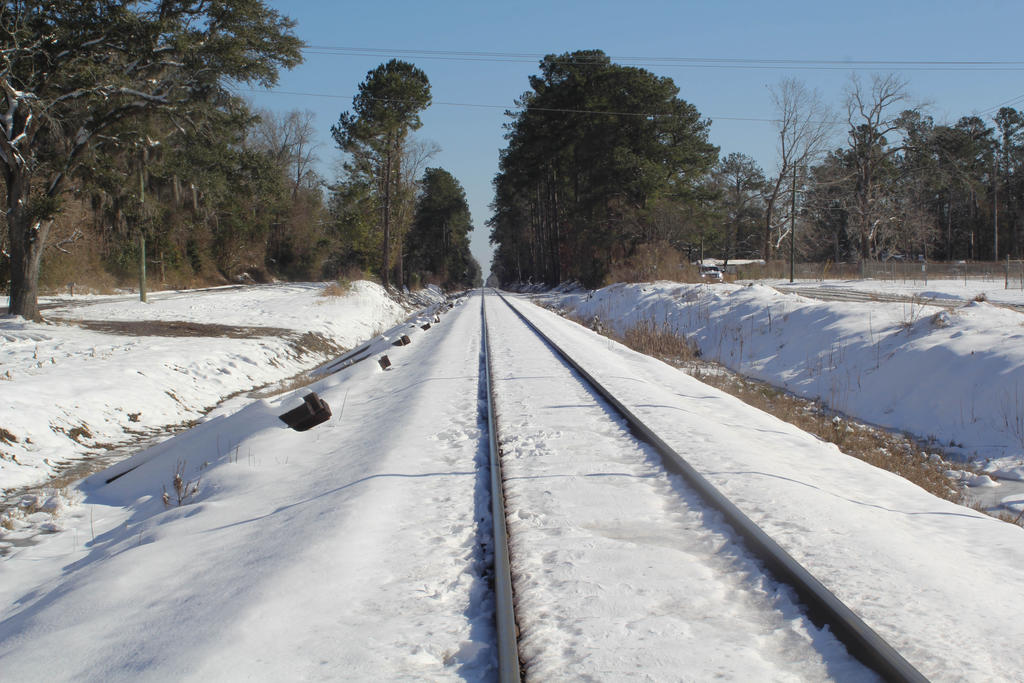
772, 274, 1024, 307
1, 289, 493, 680
0, 282, 435, 494
546, 279, 1024, 482
497, 293, 1024, 681
1, 280, 1023, 680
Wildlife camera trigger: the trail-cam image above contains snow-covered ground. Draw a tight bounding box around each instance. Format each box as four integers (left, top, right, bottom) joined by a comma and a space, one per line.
546, 279, 1024, 483
1, 291, 494, 680
484, 295, 872, 680
0, 282, 435, 494
770, 274, 1024, 308
498, 293, 1024, 681
1, 281, 1023, 680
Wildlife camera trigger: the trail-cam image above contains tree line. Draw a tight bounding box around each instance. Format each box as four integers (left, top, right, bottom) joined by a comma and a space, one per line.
329, 59, 480, 291
490, 52, 1024, 287
1, 2, 479, 320
7, 7, 1013, 311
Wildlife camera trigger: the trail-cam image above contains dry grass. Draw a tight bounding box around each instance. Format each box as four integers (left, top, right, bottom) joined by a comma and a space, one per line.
620, 319, 699, 365
162, 459, 201, 507
0, 486, 72, 534
688, 366, 964, 502
0, 427, 17, 445
50, 422, 93, 444
604, 242, 701, 285
573, 314, 970, 505
321, 280, 352, 297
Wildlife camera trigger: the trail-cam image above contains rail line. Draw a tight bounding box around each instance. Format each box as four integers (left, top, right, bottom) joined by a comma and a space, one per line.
481, 295, 522, 682
778, 284, 1024, 313
480, 289, 927, 682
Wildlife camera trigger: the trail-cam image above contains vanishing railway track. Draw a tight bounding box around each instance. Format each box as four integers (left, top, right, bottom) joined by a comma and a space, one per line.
480, 289, 927, 682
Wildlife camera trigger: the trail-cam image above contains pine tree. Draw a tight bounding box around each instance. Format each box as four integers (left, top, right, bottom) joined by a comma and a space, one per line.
331, 60, 431, 288
407, 167, 474, 288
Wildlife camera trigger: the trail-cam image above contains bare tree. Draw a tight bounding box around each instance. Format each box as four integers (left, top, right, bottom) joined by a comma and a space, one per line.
393, 137, 440, 285
844, 73, 913, 258
251, 109, 322, 197
763, 78, 836, 260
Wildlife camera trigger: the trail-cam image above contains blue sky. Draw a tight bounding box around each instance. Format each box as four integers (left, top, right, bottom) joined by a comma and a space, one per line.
244, 0, 1024, 276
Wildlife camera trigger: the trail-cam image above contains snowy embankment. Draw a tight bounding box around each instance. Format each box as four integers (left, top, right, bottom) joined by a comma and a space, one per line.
484, 295, 871, 680
1, 287, 1023, 680
504, 294, 1024, 682
1, 281, 438, 493
0, 294, 495, 681
548, 280, 1024, 480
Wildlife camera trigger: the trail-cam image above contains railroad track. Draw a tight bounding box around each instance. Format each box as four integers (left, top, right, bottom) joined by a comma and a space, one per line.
480, 290, 926, 682
778, 284, 1024, 313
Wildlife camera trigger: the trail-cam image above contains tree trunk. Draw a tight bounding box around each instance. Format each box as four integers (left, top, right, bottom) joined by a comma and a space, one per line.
5, 172, 52, 320
382, 145, 393, 288
394, 147, 404, 287
7, 218, 50, 321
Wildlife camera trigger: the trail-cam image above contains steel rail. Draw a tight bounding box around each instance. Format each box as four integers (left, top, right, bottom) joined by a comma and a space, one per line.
480, 292, 522, 682
494, 291, 928, 683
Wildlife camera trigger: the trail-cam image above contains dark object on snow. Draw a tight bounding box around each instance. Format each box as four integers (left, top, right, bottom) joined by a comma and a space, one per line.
421, 323, 431, 331
378, 355, 392, 370
392, 334, 411, 346
279, 392, 332, 431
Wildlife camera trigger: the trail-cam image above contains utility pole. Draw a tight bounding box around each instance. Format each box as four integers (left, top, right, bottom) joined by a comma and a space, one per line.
994, 154, 999, 262
138, 144, 148, 303
790, 162, 797, 283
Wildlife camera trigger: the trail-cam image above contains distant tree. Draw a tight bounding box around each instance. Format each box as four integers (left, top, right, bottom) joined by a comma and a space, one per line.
994, 107, 1024, 256
843, 73, 914, 258
331, 59, 432, 287
0, 0, 302, 319
393, 138, 440, 285
248, 109, 327, 278
712, 153, 765, 264
466, 255, 483, 288
324, 177, 378, 278
803, 151, 853, 263
490, 50, 717, 287
406, 167, 475, 289
251, 109, 322, 199
764, 78, 835, 260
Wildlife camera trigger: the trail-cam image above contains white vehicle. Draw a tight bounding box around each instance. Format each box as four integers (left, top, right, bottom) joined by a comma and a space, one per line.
699, 264, 724, 281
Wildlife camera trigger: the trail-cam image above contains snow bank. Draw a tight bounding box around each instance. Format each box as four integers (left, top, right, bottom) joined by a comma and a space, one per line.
0, 295, 495, 680
551, 281, 1024, 472
509, 293, 1024, 681
0, 282, 440, 492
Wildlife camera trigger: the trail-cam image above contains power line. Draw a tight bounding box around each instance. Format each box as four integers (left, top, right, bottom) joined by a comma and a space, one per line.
978, 92, 1024, 116
241, 87, 812, 123
302, 45, 1024, 72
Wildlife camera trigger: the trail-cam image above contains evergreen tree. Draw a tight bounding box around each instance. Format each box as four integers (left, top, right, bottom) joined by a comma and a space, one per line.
490, 50, 717, 287
712, 153, 765, 264
407, 167, 474, 289
995, 108, 1024, 256
0, 0, 302, 318
331, 60, 432, 288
